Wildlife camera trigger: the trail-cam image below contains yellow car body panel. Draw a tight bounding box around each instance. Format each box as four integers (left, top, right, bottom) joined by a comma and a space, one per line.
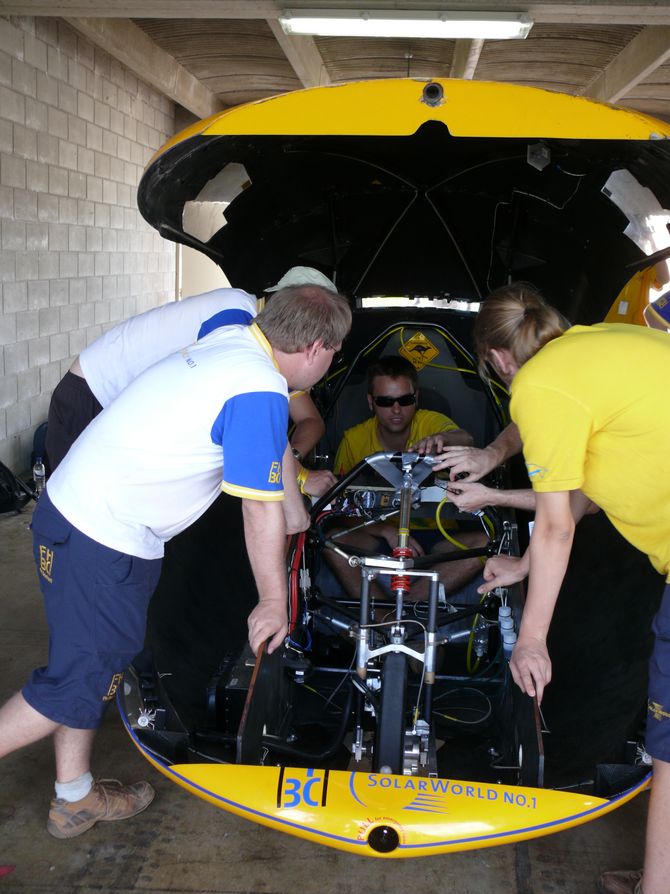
130, 735, 649, 858
151, 77, 670, 166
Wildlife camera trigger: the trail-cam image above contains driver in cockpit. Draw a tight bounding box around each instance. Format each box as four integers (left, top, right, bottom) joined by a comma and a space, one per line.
328, 355, 487, 603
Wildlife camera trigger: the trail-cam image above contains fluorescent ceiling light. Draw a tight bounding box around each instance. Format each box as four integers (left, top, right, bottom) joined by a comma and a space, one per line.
279, 9, 533, 40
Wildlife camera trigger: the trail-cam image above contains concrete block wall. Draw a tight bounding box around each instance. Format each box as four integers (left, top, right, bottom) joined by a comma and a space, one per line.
0, 15, 176, 472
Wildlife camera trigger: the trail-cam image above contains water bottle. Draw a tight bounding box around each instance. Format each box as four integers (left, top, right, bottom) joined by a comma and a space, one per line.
499, 604, 517, 658
32, 456, 46, 498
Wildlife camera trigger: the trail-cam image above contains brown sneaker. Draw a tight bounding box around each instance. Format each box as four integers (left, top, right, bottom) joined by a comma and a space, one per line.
47, 779, 155, 839
598, 869, 644, 894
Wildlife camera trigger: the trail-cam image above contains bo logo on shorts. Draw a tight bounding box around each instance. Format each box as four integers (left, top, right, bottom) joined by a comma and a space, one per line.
39, 545, 54, 583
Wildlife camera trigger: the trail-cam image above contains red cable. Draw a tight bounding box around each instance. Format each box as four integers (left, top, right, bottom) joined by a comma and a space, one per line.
288, 531, 306, 634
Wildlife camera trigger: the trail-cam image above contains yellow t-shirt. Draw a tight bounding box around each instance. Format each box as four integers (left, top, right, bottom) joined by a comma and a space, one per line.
334, 409, 458, 475
511, 323, 670, 579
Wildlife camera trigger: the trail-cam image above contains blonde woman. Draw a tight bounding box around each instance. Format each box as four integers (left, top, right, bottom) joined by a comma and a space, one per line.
441, 282, 669, 894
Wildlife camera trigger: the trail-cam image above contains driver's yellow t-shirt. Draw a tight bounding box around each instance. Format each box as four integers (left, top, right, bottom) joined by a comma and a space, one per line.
334, 410, 458, 475
511, 322, 670, 580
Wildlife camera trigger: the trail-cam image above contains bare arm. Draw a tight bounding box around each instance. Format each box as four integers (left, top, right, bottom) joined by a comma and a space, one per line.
441, 427, 473, 447
281, 443, 310, 534
289, 392, 325, 459
432, 422, 523, 481
655, 259, 670, 287
510, 490, 575, 703
477, 488, 594, 592
288, 393, 336, 497
569, 488, 599, 520
242, 499, 289, 655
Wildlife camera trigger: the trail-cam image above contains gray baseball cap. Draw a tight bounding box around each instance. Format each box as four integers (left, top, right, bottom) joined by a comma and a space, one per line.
266, 266, 337, 293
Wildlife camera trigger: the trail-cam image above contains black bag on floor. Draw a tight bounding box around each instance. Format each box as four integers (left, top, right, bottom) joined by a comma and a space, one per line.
0, 461, 33, 513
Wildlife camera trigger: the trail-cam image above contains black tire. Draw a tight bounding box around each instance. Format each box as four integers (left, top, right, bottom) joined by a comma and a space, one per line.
373, 651, 407, 774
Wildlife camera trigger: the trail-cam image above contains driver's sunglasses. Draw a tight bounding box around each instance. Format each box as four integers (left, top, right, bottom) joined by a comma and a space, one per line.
372, 392, 416, 408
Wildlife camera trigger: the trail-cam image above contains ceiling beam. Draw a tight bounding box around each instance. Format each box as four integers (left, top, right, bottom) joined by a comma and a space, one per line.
266, 19, 331, 88
450, 39, 484, 80
65, 17, 223, 119
583, 25, 670, 103
2, 1, 279, 15
5, 1, 670, 26
529, 3, 670, 24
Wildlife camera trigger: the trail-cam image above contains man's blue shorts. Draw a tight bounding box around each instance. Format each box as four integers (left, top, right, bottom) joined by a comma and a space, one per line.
24, 491, 162, 729
647, 583, 670, 762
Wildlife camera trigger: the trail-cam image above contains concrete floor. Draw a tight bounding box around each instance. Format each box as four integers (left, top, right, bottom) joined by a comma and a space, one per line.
0, 505, 646, 894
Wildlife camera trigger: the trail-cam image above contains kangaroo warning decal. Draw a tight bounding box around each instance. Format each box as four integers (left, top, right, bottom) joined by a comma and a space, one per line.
399, 333, 440, 370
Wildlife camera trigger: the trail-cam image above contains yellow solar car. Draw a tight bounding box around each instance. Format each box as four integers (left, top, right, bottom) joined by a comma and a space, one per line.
121, 78, 670, 857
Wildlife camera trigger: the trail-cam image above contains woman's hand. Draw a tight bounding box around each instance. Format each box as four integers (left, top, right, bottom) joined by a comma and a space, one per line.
431, 425, 522, 481
509, 635, 552, 702
446, 481, 493, 512
478, 554, 529, 593
432, 445, 497, 481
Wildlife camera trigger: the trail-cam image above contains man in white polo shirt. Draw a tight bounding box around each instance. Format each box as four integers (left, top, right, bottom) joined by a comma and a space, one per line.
0, 283, 351, 840
45, 286, 257, 471
45, 267, 338, 476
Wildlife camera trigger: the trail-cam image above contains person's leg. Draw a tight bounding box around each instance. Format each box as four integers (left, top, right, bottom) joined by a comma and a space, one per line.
642, 583, 670, 894
601, 583, 670, 894
637, 582, 670, 894
411, 530, 487, 600
642, 758, 670, 894
323, 527, 387, 600
0, 691, 58, 757
326, 526, 488, 601
26, 500, 161, 837
53, 726, 96, 783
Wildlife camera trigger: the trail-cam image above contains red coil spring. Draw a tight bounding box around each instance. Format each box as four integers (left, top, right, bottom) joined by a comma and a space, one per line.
390, 546, 413, 593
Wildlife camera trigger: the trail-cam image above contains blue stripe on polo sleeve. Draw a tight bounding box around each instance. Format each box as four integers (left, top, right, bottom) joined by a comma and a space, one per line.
212, 391, 288, 495
197, 308, 254, 340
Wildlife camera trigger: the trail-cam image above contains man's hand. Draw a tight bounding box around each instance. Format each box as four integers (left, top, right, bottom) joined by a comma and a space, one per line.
283, 500, 310, 534
247, 599, 287, 655
446, 481, 493, 512
304, 469, 337, 498
432, 445, 497, 481
478, 554, 528, 593
412, 432, 450, 456
411, 429, 473, 456
509, 635, 552, 703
